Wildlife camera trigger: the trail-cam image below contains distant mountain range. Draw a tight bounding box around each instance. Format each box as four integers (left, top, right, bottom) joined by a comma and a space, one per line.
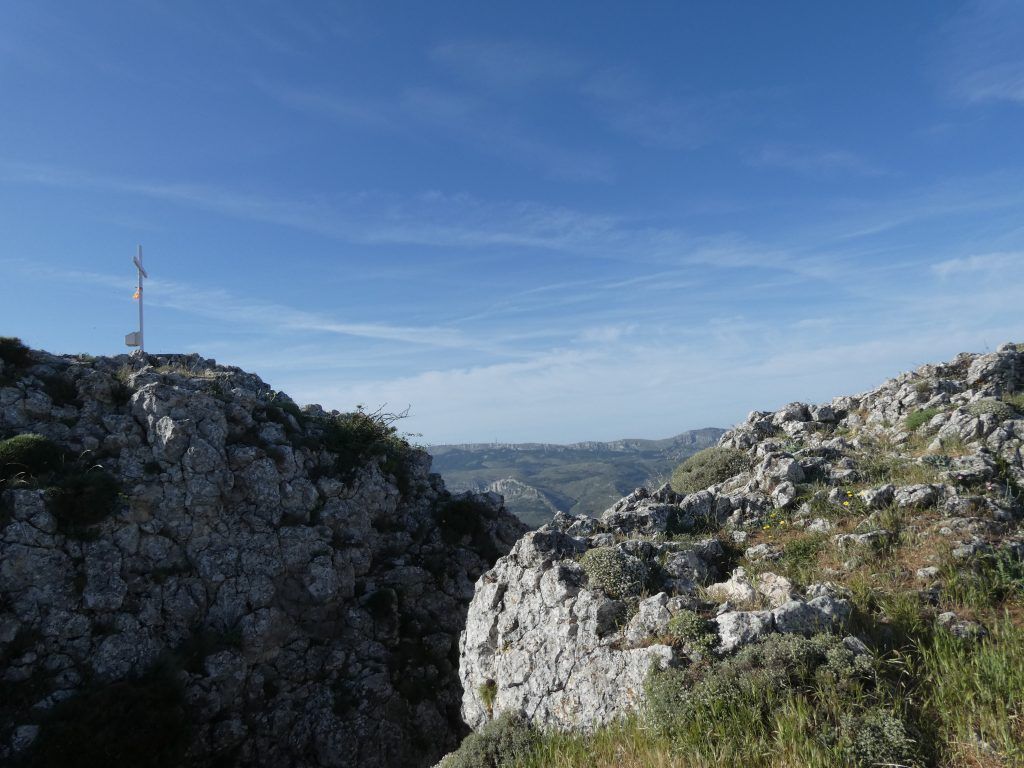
428, 428, 725, 528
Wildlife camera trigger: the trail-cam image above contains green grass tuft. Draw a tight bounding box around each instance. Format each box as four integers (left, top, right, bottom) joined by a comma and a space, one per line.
904, 407, 941, 432
0, 434, 63, 480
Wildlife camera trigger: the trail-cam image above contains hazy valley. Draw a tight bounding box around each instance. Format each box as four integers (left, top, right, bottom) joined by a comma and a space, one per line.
429, 428, 725, 527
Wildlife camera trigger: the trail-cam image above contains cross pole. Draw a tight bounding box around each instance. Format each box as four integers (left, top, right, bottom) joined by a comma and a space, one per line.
126, 244, 149, 352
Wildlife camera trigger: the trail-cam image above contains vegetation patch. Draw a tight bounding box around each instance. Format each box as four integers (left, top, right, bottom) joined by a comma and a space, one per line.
664, 609, 717, 654
579, 547, 646, 600
0, 336, 31, 369
0, 434, 63, 480
904, 407, 941, 432
670, 447, 748, 494
440, 711, 538, 768
479, 679, 498, 716
24, 668, 191, 768
780, 533, 827, 585
965, 398, 1017, 421
942, 549, 1024, 612
644, 633, 908, 767
916, 616, 1024, 765
316, 406, 414, 489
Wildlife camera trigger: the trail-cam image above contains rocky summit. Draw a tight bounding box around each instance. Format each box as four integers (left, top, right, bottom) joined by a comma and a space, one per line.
446, 343, 1024, 767
0, 342, 525, 768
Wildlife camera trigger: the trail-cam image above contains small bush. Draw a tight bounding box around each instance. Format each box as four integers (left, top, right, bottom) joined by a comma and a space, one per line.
317, 406, 413, 483
441, 712, 538, 768
1004, 392, 1024, 411
670, 447, 748, 494
0, 336, 31, 367
665, 610, 716, 653
579, 546, 646, 599
0, 434, 63, 480
904, 407, 940, 432
839, 707, 915, 767
646, 633, 887, 763
49, 467, 120, 534
26, 669, 191, 768
966, 398, 1016, 421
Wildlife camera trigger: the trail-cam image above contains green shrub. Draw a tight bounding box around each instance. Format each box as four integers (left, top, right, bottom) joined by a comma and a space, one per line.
49, 467, 120, 534
838, 707, 916, 768
0, 434, 63, 480
1004, 392, 1024, 411
670, 447, 748, 494
579, 546, 646, 599
645, 633, 882, 757
966, 398, 1016, 421
441, 712, 538, 768
904, 407, 941, 432
0, 336, 31, 367
317, 406, 413, 485
665, 610, 716, 653
26, 669, 191, 768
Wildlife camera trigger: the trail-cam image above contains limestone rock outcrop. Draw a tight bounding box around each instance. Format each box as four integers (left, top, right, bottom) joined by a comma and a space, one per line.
0, 347, 526, 767
455, 342, 1024, 735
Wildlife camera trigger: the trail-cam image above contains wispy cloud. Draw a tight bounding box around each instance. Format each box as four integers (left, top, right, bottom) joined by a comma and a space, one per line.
430, 40, 583, 89
582, 68, 708, 150
932, 250, 1023, 278
7, 260, 479, 350
944, 0, 1024, 104
753, 145, 886, 177
254, 79, 395, 129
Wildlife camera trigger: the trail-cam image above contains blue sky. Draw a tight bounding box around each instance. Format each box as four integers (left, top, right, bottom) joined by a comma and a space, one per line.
2, 2, 1023, 444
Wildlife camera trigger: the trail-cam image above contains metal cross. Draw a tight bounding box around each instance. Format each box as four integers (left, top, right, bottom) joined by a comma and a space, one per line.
125, 244, 148, 352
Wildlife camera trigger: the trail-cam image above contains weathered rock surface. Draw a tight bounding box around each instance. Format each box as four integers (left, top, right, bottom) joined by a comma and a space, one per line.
455, 342, 1024, 738
0, 348, 526, 767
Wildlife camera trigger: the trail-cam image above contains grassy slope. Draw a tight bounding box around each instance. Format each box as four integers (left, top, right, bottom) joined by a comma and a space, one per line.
508, 436, 1024, 768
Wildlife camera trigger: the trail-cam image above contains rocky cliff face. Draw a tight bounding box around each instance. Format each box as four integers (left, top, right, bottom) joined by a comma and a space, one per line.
0, 345, 525, 767
455, 343, 1024, 736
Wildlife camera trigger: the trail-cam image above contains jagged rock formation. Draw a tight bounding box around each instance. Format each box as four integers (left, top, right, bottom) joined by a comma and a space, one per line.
455, 343, 1024, 734
0, 346, 526, 767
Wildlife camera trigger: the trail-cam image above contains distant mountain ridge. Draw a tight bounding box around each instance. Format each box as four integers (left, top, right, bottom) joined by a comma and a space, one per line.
429, 428, 725, 527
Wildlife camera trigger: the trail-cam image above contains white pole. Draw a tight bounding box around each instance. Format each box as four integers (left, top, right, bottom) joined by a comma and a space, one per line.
137, 244, 144, 352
